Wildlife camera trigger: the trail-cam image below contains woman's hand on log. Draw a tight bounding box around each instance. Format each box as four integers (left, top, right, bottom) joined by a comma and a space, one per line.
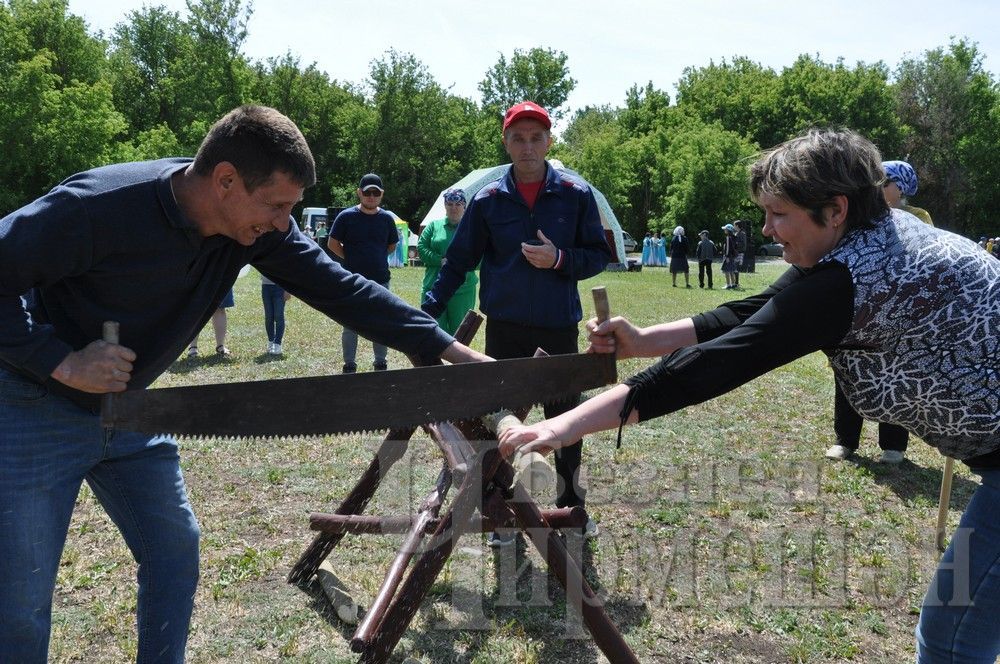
498, 423, 564, 458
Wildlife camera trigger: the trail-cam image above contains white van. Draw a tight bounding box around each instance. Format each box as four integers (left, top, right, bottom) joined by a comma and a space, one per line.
300, 207, 328, 233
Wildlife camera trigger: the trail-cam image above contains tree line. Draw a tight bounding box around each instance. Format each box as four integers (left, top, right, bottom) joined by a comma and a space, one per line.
3, 0, 998, 243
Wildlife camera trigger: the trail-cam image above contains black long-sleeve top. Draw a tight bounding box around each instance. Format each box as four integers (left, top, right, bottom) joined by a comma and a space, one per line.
622, 263, 1000, 469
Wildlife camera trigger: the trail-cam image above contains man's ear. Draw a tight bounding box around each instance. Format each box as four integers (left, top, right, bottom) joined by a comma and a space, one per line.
212, 162, 238, 194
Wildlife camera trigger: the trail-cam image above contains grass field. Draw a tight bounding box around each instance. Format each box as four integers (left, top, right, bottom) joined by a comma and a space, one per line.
50, 259, 973, 663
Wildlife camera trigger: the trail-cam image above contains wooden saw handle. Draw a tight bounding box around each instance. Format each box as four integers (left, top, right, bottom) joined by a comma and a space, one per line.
103, 321, 120, 345
592, 286, 610, 325
100, 321, 119, 427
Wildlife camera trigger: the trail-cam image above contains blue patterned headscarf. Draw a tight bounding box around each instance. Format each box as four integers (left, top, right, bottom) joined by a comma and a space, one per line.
443, 188, 466, 204
882, 161, 918, 197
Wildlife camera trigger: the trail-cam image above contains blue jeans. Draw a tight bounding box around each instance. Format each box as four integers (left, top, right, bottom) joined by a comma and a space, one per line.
0, 368, 200, 663
917, 468, 1000, 662
342, 279, 389, 367
261, 283, 286, 344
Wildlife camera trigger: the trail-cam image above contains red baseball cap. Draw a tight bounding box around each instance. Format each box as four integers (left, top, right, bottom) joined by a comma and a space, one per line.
503, 101, 551, 131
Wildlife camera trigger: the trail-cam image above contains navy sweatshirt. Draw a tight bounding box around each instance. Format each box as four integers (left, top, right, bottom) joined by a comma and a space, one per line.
0, 158, 453, 411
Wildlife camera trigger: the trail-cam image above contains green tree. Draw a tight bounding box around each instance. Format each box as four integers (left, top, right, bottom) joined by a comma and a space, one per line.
0, 0, 124, 213
658, 117, 759, 240
250, 52, 371, 213
894, 39, 1000, 236
615, 83, 677, 235
675, 56, 780, 147
108, 122, 183, 163
479, 47, 576, 123
362, 50, 485, 222
5, 0, 105, 85
773, 55, 901, 155
677, 54, 901, 153
107, 4, 188, 137
168, 0, 255, 150
561, 83, 761, 243
476, 47, 577, 165
554, 105, 636, 234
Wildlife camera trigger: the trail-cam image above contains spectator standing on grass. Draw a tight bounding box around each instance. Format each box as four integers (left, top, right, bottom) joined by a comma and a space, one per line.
418, 188, 478, 335
387, 222, 405, 268
696, 229, 715, 289
641, 231, 653, 266
260, 272, 290, 355
188, 287, 234, 358
733, 219, 748, 287
654, 230, 667, 266
0, 105, 488, 664
826, 159, 934, 464
721, 223, 739, 289
500, 128, 1000, 663
669, 226, 691, 288
422, 100, 611, 546
327, 173, 398, 373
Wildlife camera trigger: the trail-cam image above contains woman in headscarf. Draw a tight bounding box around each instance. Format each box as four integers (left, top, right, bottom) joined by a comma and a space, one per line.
418, 188, 478, 335
500, 128, 1000, 662
669, 225, 691, 288
883, 160, 932, 225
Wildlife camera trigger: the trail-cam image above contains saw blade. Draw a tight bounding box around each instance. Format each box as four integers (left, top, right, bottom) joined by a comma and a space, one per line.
105, 353, 617, 439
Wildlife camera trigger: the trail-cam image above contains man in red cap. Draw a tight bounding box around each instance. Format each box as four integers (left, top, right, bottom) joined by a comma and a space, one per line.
423, 100, 612, 545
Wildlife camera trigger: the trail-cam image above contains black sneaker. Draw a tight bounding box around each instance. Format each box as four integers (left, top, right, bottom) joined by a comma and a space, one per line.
373, 361, 388, 371
342, 363, 357, 374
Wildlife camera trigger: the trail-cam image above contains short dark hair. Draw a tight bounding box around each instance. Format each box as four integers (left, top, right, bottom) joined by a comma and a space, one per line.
192, 105, 316, 192
749, 128, 888, 230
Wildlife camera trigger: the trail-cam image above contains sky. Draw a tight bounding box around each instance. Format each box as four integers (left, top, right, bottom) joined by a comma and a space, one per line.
67, 0, 1000, 131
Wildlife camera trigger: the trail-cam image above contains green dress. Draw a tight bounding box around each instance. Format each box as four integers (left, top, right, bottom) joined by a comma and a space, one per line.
418, 218, 478, 335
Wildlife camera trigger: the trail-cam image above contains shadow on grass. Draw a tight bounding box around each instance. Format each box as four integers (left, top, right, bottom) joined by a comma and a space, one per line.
855, 456, 978, 510
290, 531, 648, 663
167, 353, 236, 375
474, 532, 647, 663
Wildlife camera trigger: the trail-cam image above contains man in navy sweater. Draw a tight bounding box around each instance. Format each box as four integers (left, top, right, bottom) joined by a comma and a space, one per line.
423, 101, 611, 545
0, 105, 486, 663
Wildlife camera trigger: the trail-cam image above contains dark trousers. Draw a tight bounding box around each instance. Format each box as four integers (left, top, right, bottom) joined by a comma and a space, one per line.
485, 319, 585, 508
698, 259, 713, 288
833, 378, 908, 452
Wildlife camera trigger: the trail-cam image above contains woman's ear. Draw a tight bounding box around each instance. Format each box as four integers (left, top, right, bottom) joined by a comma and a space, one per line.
827, 194, 849, 228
